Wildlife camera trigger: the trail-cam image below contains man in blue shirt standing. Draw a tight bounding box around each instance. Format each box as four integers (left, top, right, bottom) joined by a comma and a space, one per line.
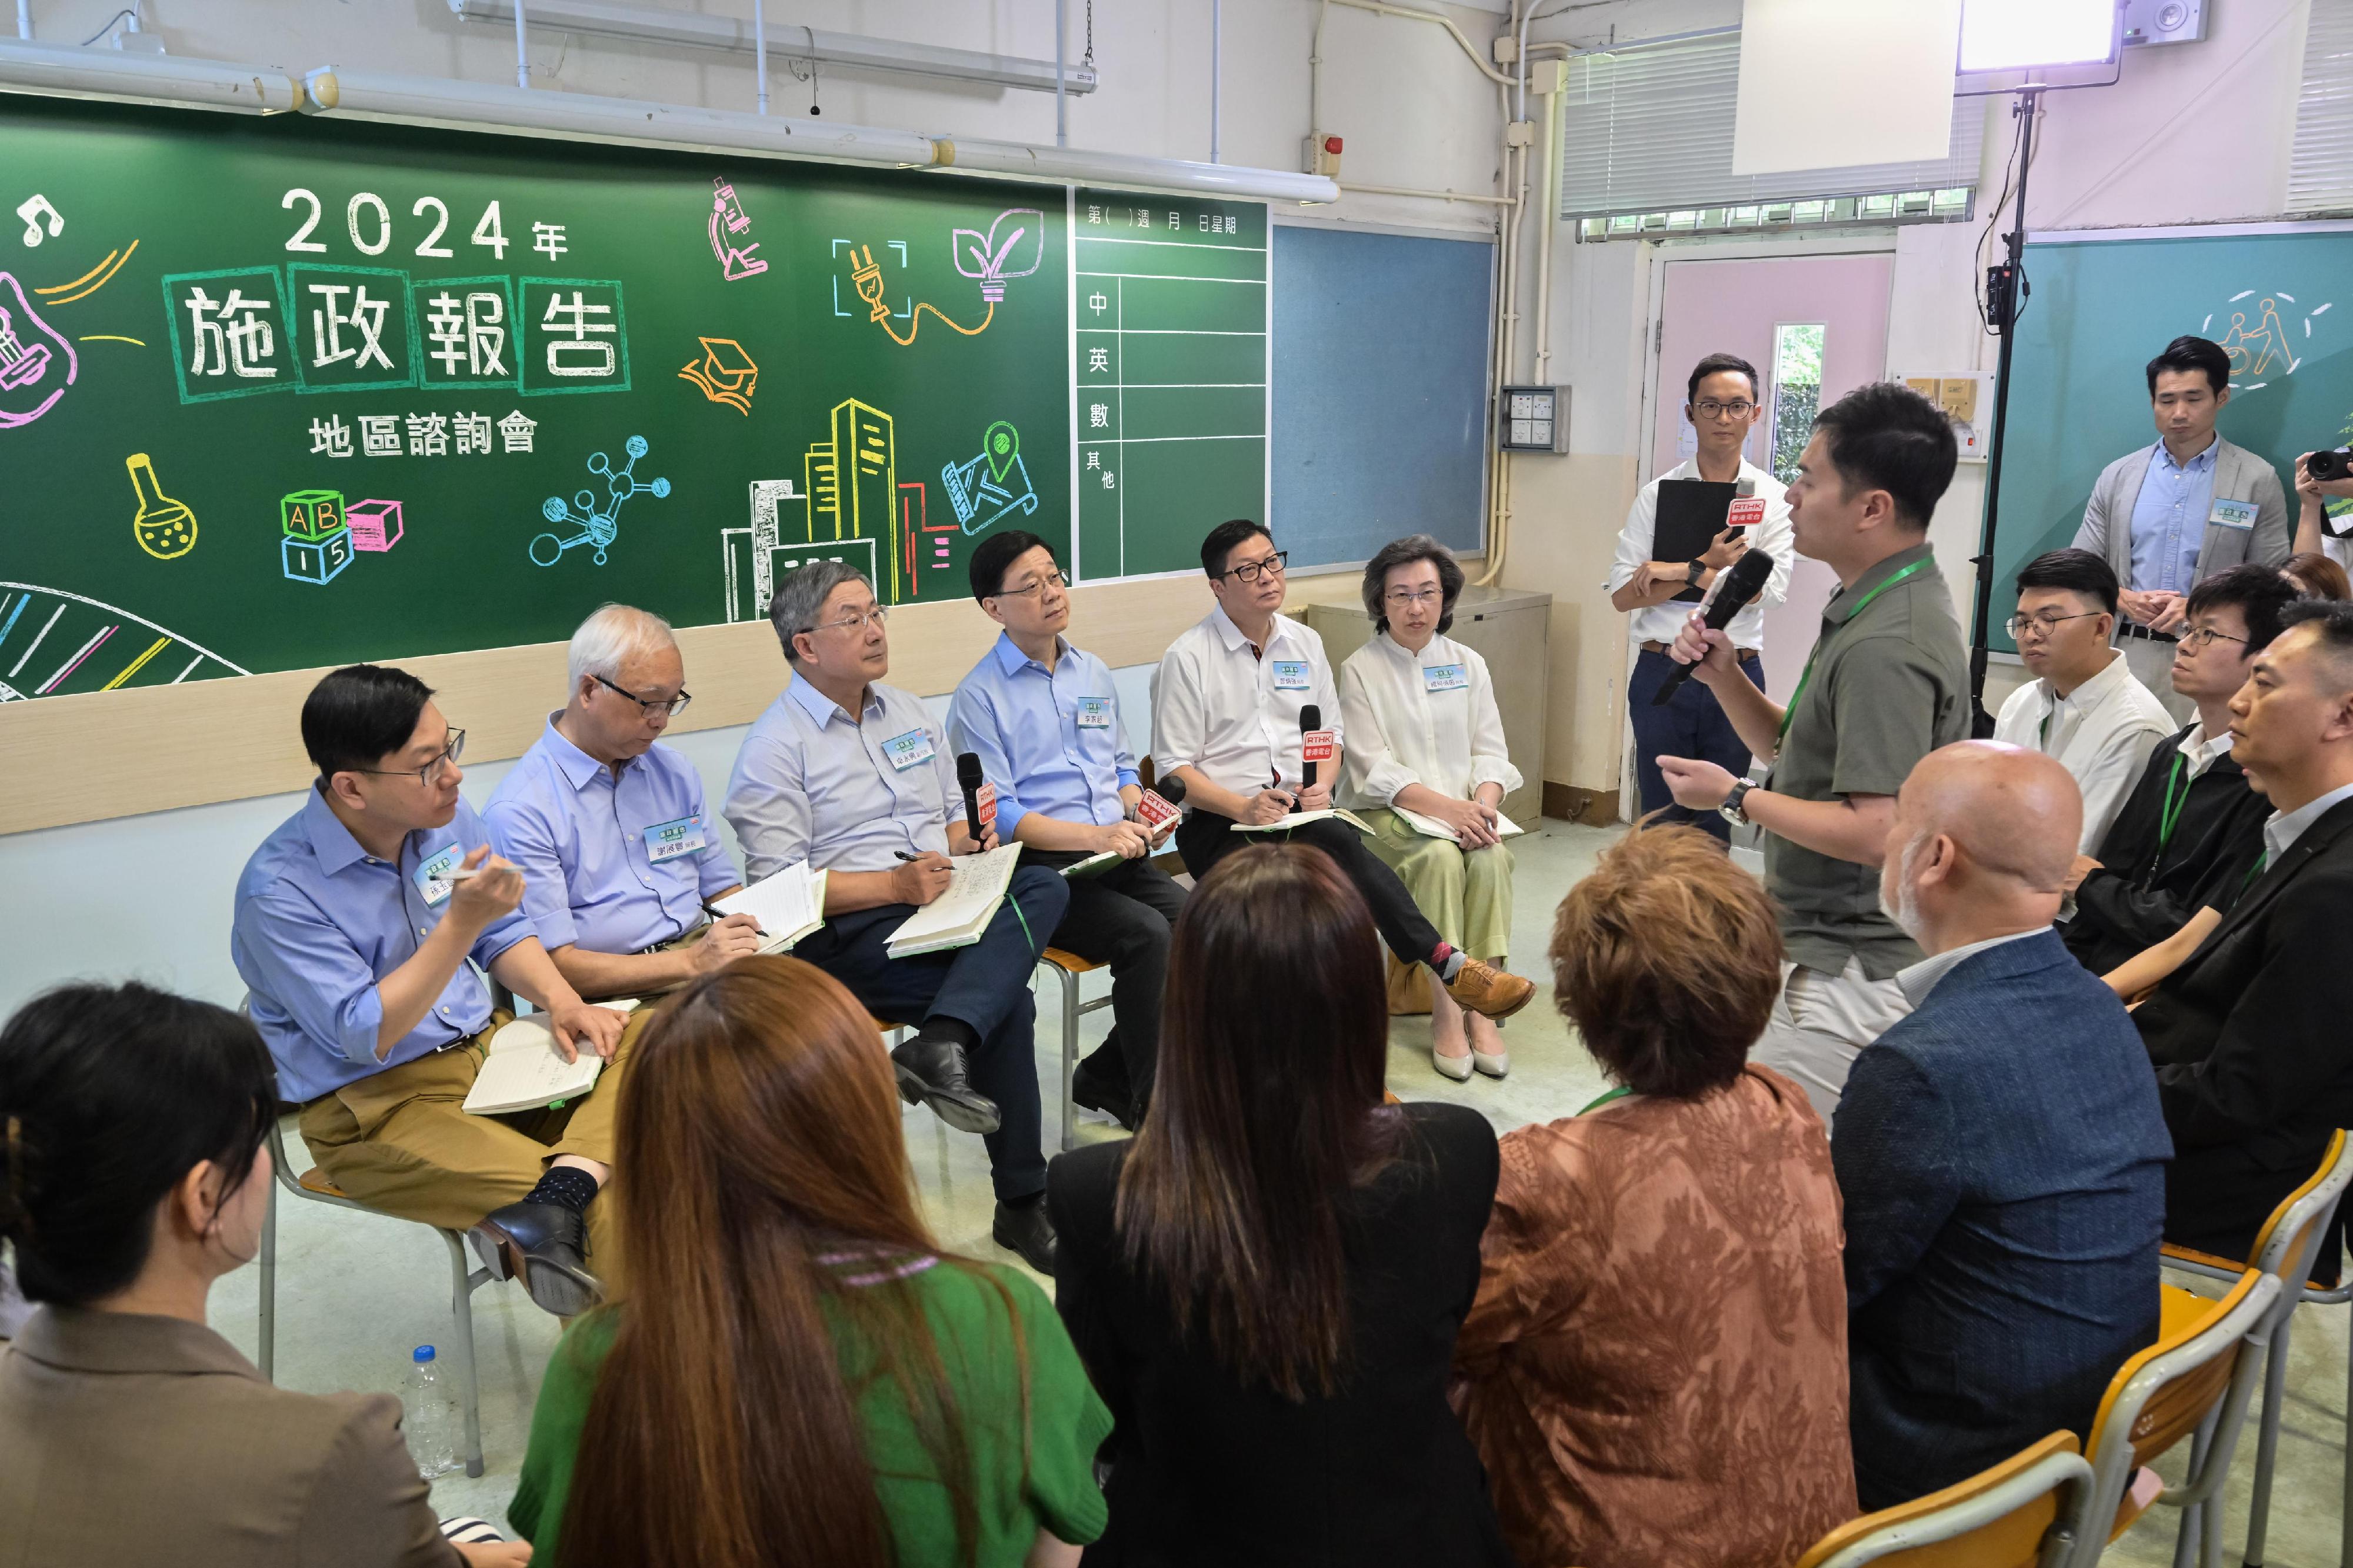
724, 561, 1071, 1274
949, 531, 1186, 1129
485, 604, 762, 1000
2074, 335, 2289, 717
232, 665, 631, 1316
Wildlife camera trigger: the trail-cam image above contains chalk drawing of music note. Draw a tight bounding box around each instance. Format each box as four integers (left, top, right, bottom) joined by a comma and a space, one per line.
15, 196, 63, 248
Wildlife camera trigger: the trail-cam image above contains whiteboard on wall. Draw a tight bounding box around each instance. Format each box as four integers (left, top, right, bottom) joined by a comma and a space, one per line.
1269, 223, 1494, 569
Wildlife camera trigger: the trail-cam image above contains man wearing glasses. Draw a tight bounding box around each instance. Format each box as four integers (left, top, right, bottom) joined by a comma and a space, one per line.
724, 561, 1070, 1275
1152, 519, 1534, 1021
1607, 352, 1795, 839
232, 663, 631, 1317
485, 603, 761, 1000
948, 529, 1187, 1130
1991, 549, 2174, 853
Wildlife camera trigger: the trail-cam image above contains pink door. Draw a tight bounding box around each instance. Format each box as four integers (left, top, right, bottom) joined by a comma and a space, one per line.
1651, 253, 1894, 704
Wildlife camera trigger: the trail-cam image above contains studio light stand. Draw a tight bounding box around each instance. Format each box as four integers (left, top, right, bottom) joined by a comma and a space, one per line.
1965, 84, 2042, 735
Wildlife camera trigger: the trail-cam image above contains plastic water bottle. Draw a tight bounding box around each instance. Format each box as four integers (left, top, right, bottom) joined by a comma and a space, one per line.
402, 1346, 461, 1480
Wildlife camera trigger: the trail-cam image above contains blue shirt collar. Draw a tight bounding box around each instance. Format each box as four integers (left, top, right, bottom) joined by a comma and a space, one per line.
537, 715, 614, 792
2152, 436, 2219, 475
991, 629, 1071, 676
785, 672, 869, 728
299, 783, 379, 878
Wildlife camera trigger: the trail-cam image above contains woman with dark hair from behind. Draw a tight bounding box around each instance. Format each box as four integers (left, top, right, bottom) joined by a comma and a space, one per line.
1453, 823, 1854, 1568
0, 982, 522, 1568
1048, 843, 1512, 1566
2284, 549, 2351, 602
511, 955, 1109, 1568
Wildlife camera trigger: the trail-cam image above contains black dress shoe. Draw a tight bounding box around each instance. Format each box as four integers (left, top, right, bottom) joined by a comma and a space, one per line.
1070, 1050, 1136, 1130
891, 1033, 1002, 1135
470, 1200, 604, 1318
992, 1197, 1058, 1276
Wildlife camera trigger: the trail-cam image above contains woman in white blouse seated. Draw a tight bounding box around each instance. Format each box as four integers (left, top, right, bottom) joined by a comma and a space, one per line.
1339, 536, 1523, 1080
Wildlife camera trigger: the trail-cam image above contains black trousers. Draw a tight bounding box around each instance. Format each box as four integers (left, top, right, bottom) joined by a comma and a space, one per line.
1029, 851, 1189, 1103
1175, 810, 1444, 970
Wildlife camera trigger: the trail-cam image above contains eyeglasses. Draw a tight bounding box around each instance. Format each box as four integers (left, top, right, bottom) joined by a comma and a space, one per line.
595, 673, 693, 719
2179, 625, 2250, 650
801, 605, 890, 638
1693, 399, 1757, 419
2005, 611, 2105, 640
357, 728, 466, 786
1383, 587, 1444, 608
1219, 551, 1288, 583
994, 569, 1068, 599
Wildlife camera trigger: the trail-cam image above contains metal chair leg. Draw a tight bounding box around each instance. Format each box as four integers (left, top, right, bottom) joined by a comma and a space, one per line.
2342, 1301, 2352, 1568
1058, 965, 1080, 1153
2174, 1412, 2214, 1568
439, 1230, 485, 1479
2242, 1307, 2293, 1566
258, 1178, 278, 1382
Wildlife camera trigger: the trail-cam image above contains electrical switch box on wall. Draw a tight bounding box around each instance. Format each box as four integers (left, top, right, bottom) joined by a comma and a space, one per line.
1304, 132, 1342, 178
1500, 385, 1569, 453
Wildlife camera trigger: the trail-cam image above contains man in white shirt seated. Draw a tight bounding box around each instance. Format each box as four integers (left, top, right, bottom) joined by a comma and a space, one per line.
1994, 549, 2175, 853
1152, 519, 1533, 1023
484, 604, 763, 1002
1606, 351, 1794, 839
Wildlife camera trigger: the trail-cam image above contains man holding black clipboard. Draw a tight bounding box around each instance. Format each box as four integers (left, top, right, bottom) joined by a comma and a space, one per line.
1607, 352, 1795, 839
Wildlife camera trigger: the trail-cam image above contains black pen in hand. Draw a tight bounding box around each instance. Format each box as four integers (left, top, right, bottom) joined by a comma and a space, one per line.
702, 899, 766, 939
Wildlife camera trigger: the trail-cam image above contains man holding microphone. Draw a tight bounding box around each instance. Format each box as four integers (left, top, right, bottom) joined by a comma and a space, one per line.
1654, 383, 1971, 1118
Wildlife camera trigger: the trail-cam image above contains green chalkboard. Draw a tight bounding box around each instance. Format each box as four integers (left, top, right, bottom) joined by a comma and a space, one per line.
0, 95, 1268, 701
1989, 226, 2353, 653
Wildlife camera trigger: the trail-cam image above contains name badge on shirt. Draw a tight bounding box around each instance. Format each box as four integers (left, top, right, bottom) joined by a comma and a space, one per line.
1075, 696, 1113, 729
881, 727, 937, 772
1270, 659, 1311, 692
414, 844, 463, 908
643, 813, 707, 864
2209, 497, 2257, 531
1423, 663, 1469, 693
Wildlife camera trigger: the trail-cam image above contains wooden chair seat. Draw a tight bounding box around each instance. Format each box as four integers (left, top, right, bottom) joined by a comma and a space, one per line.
1041, 947, 1103, 974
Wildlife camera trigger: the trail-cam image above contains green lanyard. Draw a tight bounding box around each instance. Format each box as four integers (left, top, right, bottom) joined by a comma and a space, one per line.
2155, 751, 2193, 856
1578, 1085, 1632, 1115
1776, 559, 1931, 749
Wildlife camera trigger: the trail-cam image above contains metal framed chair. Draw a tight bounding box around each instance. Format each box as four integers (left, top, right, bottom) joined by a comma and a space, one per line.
2059, 1267, 2283, 1568
1036, 948, 1114, 1152
2158, 1128, 2353, 1568
257, 1115, 494, 1478
1792, 1430, 2094, 1568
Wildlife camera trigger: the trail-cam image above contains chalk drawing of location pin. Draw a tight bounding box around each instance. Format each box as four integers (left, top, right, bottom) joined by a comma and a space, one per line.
125, 452, 199, 560
984, 421, 1019, 485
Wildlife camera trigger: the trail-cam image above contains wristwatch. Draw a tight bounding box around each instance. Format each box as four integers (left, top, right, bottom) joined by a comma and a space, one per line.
1687, 557, 1705, 585
1720, 779, 1756, 826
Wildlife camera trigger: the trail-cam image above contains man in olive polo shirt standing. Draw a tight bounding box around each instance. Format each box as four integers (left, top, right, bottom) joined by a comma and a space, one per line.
1656, 382, 1969, 1119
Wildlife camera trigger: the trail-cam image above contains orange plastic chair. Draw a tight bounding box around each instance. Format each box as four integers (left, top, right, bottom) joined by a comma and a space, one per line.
1791, 1431, 2092, 1568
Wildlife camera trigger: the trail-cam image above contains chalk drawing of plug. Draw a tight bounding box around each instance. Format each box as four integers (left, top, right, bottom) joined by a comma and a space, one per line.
953, 209, 1045, 305
848, 245, 891, 323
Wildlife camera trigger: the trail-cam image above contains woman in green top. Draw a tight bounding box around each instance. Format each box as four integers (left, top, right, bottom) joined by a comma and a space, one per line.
509, 955, 1111, 1568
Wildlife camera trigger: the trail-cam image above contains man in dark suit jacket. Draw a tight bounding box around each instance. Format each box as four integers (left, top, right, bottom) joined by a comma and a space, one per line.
2135, 601, 2353, 1277
2064, 565, 2295, 975
1835, 742, 2171, 1509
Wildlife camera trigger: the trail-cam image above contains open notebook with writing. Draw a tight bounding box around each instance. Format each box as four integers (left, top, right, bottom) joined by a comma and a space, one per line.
462, 1000, 639, 1117
886, 843, 1025, 958
709, 861, 829, 954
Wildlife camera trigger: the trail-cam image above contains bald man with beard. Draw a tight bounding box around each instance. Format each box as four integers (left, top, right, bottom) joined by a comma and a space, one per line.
1831, 742, 2173, 1509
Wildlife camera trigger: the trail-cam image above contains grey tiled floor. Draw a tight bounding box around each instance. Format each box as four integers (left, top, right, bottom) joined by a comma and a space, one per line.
208, 821, 2347, 1562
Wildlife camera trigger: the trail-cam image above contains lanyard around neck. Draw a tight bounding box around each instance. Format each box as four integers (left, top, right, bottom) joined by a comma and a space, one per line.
1776, 559, 1930, 748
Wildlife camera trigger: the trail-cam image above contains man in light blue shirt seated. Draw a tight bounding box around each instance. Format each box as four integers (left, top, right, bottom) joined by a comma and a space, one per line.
485, 604, 761, 1002
949, 530, 1186, 1130
723, 561, 1071, 1275
2074, 335, 2289, 712
231, 665, 629, 1316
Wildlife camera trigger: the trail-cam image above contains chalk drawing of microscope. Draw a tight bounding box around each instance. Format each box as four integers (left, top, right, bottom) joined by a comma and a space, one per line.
528, 434, 671, 566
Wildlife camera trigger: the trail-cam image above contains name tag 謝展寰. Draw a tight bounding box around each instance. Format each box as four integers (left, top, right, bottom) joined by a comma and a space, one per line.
642, 813, 708, 864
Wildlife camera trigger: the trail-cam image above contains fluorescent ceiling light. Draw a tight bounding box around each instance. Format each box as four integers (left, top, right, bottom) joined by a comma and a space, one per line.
1958, 0, 2118, 69
0, 39, 299, 112
447, 0, 1099, 96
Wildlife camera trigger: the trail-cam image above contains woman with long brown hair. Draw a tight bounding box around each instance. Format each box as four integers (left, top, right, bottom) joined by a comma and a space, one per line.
1047, 844, 1511, 1566
509, 956, 1111, 1568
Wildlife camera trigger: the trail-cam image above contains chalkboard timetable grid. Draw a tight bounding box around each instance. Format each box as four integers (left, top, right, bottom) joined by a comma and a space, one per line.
0, 93, 1268, 704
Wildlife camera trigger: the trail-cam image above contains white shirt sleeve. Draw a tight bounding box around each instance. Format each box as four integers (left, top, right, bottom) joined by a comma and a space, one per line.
1151, 643, 1206, 782
1754, 488, 1797, 609
1338, 655, 1415, 805
1607, 483, 1659, 596
1308, 630, 1345, 748
1465, 649, 1524, 796
2074, 720, 2172, 855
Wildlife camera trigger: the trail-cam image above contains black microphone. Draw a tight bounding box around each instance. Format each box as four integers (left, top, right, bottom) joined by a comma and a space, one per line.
1299, 703, 1322, 792
956, 751, 985, 840
1651, 549, 1776, 706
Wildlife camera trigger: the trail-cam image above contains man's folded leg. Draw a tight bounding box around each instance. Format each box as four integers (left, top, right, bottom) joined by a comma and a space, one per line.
1287, 818, 1535, 1022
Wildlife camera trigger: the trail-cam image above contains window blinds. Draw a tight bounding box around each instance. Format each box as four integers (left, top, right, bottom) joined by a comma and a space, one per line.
2288, 1, 2353, 216
1559, 32, 1987, 219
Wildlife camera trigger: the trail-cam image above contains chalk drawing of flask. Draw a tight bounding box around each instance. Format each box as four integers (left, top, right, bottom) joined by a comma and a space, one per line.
125, 452, 199, 559
0, 271, 77, 429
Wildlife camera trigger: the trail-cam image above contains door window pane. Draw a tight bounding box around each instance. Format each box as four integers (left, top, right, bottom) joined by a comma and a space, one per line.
1769, 322, 1827, 483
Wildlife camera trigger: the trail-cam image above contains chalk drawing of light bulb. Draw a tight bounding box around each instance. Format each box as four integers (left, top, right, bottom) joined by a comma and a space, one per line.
952, 209, 1045, 305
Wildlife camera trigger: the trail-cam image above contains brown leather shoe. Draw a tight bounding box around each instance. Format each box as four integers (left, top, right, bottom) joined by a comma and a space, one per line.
1442, 958, 1534, 1020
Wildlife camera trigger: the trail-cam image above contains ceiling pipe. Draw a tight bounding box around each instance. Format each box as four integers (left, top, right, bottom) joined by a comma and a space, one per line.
512, 0, 528, 89
0, 39, 299, 112
1055, 0, 1066, 146
447, 0, 1100, 96
753, 0, 766, 115
1211, 0, 1221, 164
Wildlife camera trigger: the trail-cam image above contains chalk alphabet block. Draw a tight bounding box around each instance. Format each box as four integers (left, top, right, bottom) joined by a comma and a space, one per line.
281, 488, 346, 542
282, 526, 355, 585
346, 498, 404, 552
